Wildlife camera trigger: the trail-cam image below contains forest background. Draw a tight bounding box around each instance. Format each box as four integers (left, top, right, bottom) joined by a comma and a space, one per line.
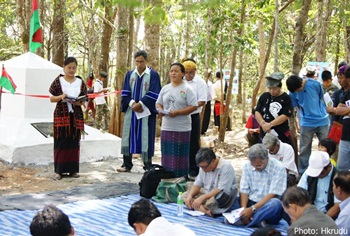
1, 0, 350, 146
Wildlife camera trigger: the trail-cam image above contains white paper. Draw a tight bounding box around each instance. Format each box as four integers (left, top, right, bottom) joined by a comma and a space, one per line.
183, 209, 205, 216
135, 106, 151, 120
157, 109, 170, 115
324, 92, 333, 107
222, 207, 244, 224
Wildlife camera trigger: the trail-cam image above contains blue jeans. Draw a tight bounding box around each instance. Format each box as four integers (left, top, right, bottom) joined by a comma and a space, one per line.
231, 197, 283, 227
298, 125, 329, 174
338, 140, 350, 170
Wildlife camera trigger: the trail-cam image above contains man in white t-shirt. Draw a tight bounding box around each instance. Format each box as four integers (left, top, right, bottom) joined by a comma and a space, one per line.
93, 71, 110, 130
262, 133, 298, 187
128, 198, 195, 236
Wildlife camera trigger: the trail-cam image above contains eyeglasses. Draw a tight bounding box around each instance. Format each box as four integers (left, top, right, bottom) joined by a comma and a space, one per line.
197, 159, 213, 170
251, 158, 267, 169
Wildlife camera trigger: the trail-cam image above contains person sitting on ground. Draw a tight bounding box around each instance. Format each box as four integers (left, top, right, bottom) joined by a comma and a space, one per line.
235, 144, 287, 227
183, 148, 237, 217
245, 108, 260, 147
30, 205, 75, 236
262, 133, 298, 187
128, 198, 195, 236
297, 151, 340, 219
250, 227, 282, 236
318, 138, 337, 167
281, 186, 339, 236
333, 170, 350, 235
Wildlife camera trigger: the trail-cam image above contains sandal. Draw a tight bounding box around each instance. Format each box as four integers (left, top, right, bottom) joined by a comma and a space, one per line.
70, 173, 80, 178
53, 174, 62, 180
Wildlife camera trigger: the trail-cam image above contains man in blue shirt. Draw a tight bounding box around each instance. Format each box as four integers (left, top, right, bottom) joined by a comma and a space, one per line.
286, 70, 329, 175
237, 144, 287, 227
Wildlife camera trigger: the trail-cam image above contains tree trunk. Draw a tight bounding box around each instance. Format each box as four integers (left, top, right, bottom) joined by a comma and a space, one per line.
316, 0, 331, 62
274, 0, 279, 72
99, 0, 117, 79
109, 5, 129, 137
52, 0, 66, 66
237, 0, 246, 105
144, 0, 161, 72
290, 0, 313, 165
292, 0, 312, 75
218, 0, 245, 142
17, 0, 30, 52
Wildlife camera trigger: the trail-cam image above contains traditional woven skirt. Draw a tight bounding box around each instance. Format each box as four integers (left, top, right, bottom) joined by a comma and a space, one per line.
161, 130, 191, 178
54, 113, 80, 174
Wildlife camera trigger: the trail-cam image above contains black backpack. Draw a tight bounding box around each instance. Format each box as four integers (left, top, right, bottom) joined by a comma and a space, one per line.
139, 164, 175, 199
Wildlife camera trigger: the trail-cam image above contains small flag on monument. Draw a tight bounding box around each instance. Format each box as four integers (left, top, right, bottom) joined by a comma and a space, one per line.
0, 65, 17, 94
29, 0, 43, 53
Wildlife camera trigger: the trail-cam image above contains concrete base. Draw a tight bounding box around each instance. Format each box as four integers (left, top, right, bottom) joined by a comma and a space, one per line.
0, 118, 122, 165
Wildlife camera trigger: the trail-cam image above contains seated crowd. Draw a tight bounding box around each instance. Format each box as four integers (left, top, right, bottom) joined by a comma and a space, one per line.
30, 64, 350, 236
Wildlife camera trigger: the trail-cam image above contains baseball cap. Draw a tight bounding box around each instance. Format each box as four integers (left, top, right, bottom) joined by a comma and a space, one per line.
266, 72, 284, 87
305, 151, 330, 177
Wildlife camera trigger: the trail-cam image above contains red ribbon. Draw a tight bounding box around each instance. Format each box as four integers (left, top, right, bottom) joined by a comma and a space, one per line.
0, 90, 122, 98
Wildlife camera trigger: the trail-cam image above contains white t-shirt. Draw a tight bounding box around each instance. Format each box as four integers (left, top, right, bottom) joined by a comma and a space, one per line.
268, 141, 298, 176
183, 74, 207, 114
60, 76, 82, 113
94, 79, 106, 105
156, 82, 197, 132
140, 217, 195, 236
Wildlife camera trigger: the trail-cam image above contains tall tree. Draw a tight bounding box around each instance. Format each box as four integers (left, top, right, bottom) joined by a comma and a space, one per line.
144, 0, 163, 71
16, 0, 30, 52
109, 4, 130, 137
99, 0, 117, 77
315, 0, 332, 62
52, 0, 66, 66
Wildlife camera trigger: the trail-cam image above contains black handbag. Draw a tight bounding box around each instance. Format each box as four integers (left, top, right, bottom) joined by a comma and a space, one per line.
139, 164, 175, 199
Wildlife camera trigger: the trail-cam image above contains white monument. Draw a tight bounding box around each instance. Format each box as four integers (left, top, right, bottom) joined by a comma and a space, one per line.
0, 52, 121, 165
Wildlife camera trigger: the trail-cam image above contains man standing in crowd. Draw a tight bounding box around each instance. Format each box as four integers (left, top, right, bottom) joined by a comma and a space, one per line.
212, 71, 231, 131
182, 59, 207, 180
286, 73, 329, 175
94, 71, 110, 130
117, 50, 161, 172
321, 70, 339, 98
201, 69, 213, 135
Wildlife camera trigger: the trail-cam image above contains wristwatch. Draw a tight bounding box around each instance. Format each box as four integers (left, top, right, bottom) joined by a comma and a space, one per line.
251, 205, 257, 214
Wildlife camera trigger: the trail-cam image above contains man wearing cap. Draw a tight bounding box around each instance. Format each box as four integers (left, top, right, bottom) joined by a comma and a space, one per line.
286, 73, 329, 175
94, 71, 110, 130
255, 72, 294, 147
118, 50, 161, 172
183, 148, 237, 217
182, 59, 207, 179
297, 151, 340, 219
238, 144, 287, 227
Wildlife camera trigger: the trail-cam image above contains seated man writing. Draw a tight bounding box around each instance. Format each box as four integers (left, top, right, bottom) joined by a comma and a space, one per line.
237, 144, 287, 227
128, 198, 195, 236
183, 148, 237, 217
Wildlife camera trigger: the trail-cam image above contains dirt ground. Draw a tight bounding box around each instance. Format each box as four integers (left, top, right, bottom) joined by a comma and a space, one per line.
0, 123, 250, 197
